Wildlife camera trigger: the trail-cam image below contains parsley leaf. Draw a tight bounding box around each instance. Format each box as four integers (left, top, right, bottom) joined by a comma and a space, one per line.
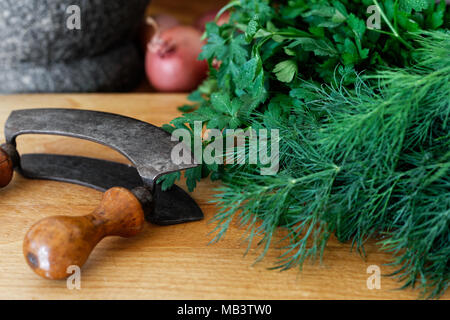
398, 0, 429, 13
273, 60, 298, 83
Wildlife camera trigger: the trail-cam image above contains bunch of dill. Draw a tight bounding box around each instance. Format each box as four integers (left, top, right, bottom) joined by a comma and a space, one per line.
212, 32, 449, 298
161, 1, 449, 298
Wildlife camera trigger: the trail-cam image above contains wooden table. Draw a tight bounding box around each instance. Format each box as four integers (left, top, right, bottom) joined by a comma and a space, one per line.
0, 94, 446, 300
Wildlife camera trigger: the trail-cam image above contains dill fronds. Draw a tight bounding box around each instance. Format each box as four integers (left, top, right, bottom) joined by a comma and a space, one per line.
210, 31, 450, 298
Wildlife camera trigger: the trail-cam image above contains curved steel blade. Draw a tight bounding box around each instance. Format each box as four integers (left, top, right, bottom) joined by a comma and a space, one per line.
5, 109, 197, 189
19, 154, 204, 226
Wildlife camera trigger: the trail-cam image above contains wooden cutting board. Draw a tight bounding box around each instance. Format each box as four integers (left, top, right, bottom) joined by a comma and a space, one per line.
0, 94, 446, 300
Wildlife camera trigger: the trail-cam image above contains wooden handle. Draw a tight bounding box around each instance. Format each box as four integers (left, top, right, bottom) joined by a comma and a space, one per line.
23, 187, 146, 280
0, 146, 14, 188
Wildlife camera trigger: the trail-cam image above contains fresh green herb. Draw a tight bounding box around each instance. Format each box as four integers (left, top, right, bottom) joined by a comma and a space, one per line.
160, 0, 450, 298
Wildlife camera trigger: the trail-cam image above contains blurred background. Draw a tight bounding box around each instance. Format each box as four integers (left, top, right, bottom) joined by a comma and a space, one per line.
137, 0, 228, 92
0, 0, 228, 94
148, 0, 228, 25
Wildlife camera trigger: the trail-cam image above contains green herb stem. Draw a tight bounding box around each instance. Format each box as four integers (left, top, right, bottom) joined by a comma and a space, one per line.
372, 0, 414, 50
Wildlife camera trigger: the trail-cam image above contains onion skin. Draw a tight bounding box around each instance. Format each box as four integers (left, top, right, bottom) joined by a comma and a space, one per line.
139, 14, 180, 52
145, 26, 208, 92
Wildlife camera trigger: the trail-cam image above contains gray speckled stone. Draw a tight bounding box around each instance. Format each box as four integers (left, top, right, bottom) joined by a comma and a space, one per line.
0, 0, 149, 93
0, 42, 143, 93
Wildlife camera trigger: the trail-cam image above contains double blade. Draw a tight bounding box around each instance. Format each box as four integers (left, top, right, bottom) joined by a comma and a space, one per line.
19, 154, 203, 226
5, 109, 197, 188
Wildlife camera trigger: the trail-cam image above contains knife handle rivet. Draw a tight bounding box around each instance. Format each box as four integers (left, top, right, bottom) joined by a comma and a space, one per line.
23, 187, 146, 280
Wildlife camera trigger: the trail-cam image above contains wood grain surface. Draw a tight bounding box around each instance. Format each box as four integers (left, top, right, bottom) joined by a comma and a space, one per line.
0, 94, 447, 300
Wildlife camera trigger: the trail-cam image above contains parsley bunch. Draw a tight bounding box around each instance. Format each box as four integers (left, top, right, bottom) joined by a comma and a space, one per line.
161, 1, 449, 298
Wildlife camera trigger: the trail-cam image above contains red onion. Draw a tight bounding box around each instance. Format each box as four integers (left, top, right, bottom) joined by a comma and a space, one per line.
139, 15, 180, 52
145, 25, 208, 92
195, 9, 230, 32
